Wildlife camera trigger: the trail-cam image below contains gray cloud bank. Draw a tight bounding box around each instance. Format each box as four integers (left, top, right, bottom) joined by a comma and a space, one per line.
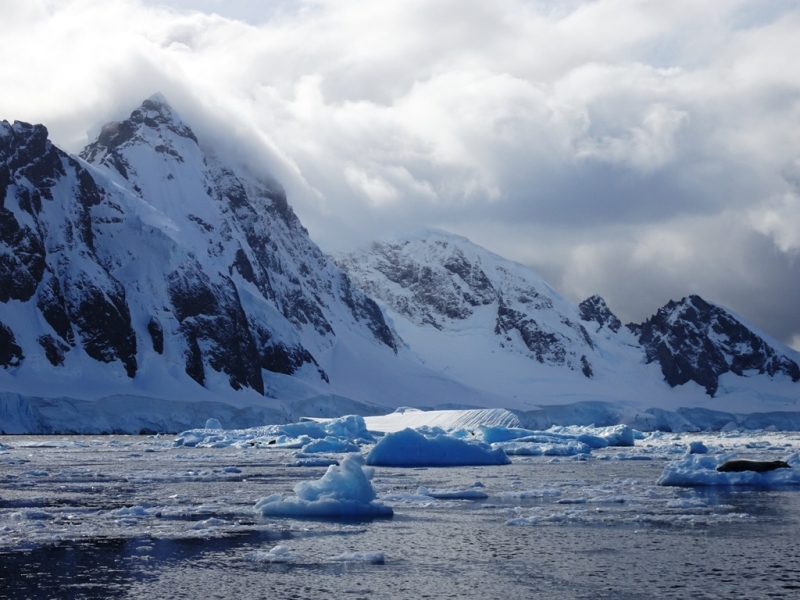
2, 0, 799, 349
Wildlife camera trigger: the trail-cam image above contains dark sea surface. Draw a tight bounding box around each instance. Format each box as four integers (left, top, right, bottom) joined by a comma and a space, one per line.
2, 434, 800, 599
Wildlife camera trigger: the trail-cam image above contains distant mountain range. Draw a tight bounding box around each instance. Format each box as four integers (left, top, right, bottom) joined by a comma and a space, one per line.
1, 96, 798, 433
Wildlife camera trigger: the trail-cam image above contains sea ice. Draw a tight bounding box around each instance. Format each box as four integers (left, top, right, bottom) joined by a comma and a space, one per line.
301, 437, 360, 454
254, 454, 393, 518
245, 545, 298, 563
657, 454, 800, 486
365, 427, 511, 466
546, 425, 635, 447
417, 486, 489, 499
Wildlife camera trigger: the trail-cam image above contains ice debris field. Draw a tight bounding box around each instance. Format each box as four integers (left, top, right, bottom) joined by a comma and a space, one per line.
4, 406, 800, 550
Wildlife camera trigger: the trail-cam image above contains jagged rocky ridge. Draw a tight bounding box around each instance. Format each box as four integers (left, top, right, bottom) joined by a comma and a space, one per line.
631, 295, 800, 396
336, 233, 597, 377
0, 96, 396, 400
338, 231, 800, 398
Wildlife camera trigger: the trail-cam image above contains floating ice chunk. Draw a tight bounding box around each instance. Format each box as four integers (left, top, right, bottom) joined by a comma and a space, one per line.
330, 552, 385, 564
292, 458, 340, 467
417, 486, 489, 500
204, 418, 222, 430
254, 454, 392, 518
657, 454, 800, 486
20, 470, 49, 477
479, 424, 619, 450
546, 425, 635, 447
494, 442, 543, 456
301, 437, 360, 454
191, 517, 228, 529
494, 440, 590, 456
111, 505, 157, 517
366, 428, 510, 467
666, 498, 708, 508
10, 510, 54, 520
246, 545, 297, 563
322, 415, 375, 443
687, 441, 708, 454
498, 488, 562, 500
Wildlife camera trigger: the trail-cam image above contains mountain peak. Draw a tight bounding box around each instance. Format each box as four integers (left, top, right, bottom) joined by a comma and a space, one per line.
579, 295, 622, 333
636, 294, 800, 395
80, 95, 197, 170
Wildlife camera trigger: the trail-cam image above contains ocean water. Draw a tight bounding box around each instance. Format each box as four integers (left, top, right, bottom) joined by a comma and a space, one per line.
2, 435, 800, 599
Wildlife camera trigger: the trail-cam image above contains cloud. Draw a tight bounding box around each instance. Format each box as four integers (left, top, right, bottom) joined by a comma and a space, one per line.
1, 0, 800, 349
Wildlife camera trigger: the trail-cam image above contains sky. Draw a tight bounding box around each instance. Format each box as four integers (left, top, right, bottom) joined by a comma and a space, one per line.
1, 0, 799, 350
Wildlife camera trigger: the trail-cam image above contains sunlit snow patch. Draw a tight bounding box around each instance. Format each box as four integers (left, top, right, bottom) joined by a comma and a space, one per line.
657, 454, 800, 486
254, 454, 392, 518
365, 427, 511, 466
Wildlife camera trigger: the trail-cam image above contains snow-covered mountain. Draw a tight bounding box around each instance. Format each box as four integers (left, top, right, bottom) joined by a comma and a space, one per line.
337, 230, 800, 413
632, 295, 800, 396
1, 97, 799, 433
0, 97, 501, 432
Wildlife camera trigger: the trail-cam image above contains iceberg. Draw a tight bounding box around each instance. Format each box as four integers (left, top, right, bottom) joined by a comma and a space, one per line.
657, 454, 800, 486
365, 428, 511, 466
254, 454, 393, 518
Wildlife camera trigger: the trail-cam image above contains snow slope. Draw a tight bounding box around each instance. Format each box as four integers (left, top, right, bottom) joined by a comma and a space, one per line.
337, 229, 800, 416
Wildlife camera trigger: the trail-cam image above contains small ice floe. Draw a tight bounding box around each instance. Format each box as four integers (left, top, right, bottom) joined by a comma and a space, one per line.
545, 425, 636, 447
417, 485, 489, 500
291, 457, 340, 467
190, 517, 230, 530
245, 545, 298, 563
20, 470, 49, 477
687, 441, 708, 454
10, 510, 54, 520
110, 505, 159, 518
329, 551, 385, 564
666, 498, 708, 509
254, 454, 393, 518
365, 428, 510, 467
657, 454, 800, 486
498, 488, 562, 500
301, 437, 360, 454
599, 453, 652, 461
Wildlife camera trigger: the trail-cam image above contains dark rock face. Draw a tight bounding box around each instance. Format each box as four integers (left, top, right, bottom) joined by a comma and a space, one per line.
634, 295, 800, 396
168, 260, 263, 393
495, 302, 566, 365
250, 321, 329, 382
38, 334, 69, 367
147, 317, 164, 354
64, 270, 138, 378
0, 321, 23, 368
338, 275, 397, 352
579, 295, 622, 333
338, 240, 497, 329
37, 275, 74, 345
